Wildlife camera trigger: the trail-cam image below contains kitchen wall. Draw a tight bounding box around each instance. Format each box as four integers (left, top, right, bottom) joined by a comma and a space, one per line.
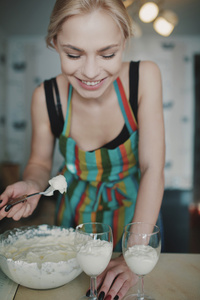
0, 32, 199, 190
0, 32, 62, 177
125, 35, 200, 190
0, 28, 6, 164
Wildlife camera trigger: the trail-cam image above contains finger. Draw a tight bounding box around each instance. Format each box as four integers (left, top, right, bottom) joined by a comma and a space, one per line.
97, 259, 118, 287
0, 185, 20, 208
107, 272, 138, 300
21, 202, 33, 218
1, 185, 16, 200
102, 273, 128, 300
0, 202, 19, 220
14, 197, 39, 219
0, 200, 28, 220
98, 267, 122, 299
0, 194, 9, 208
12, 205, 28, 221
116, 278, 137, 300
5, 202, 26, 219
10, 201, 34, 220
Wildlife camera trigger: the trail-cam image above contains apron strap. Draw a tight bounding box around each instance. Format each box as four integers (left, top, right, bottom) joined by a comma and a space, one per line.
62, 83, 73, 137
113, 77, 138, 135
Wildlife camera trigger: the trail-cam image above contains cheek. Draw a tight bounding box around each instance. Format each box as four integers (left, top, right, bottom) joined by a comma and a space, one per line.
60, 56, 77, 75
106, 56, 123, 75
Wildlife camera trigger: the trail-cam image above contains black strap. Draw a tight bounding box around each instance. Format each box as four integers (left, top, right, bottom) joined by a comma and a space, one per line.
52, 78, 64, 124
129, 61, 139, 122
44, 78, 64, 138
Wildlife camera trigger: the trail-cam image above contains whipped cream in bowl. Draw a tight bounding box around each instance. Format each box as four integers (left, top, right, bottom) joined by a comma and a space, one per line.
0, 225, 82, 289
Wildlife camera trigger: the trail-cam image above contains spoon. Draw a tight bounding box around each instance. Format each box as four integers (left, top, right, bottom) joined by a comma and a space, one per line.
4, 185, 56, 212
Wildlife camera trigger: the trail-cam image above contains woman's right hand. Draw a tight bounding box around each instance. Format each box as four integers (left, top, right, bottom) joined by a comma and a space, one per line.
0, 181, 41, 221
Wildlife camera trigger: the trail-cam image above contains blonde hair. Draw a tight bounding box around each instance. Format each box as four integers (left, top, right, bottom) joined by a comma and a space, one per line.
46, 0, 133, 49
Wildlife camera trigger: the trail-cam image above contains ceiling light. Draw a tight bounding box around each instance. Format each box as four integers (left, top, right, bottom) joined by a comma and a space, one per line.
139, 2, 159, 23
153, 10, 178, 36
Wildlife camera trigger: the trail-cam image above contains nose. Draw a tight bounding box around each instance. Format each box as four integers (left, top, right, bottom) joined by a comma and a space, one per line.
82, 56, 100, 79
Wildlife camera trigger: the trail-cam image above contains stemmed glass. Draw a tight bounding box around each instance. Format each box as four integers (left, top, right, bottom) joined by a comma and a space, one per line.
122, 222, 161, 300
75, 222, 113, 300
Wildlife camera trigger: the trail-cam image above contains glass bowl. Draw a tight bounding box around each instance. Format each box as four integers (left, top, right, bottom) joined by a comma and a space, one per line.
0, 224, 82, 289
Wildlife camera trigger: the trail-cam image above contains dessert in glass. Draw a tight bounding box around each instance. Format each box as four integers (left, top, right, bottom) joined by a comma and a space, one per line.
75, 222, 113, 300
122, 222, 161, 300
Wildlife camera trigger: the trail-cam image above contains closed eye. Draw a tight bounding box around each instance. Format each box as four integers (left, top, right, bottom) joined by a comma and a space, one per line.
67, 53, 80, 59
102, 53, 116, 59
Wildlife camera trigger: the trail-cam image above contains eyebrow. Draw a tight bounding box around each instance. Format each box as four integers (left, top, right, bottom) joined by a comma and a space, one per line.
98, 44, 119, 52
61, 44, 119, 52
62, 44, 83, 52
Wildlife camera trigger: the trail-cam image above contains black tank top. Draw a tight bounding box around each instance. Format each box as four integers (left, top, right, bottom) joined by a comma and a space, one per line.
44, 61, 139, 149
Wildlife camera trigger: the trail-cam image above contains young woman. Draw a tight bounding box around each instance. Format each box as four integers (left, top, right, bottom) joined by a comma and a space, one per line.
0, 1, 165, 299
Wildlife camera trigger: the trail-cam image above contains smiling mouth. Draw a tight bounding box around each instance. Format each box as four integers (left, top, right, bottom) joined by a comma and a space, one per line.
81, 80, 101, 86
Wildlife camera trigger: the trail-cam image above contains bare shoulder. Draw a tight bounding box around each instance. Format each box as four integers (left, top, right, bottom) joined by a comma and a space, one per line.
32, 82, 45, 103
31, 82, 49, 122
32, 83, 46, 110
138, 61, 162, 100
139, 60, 161, 80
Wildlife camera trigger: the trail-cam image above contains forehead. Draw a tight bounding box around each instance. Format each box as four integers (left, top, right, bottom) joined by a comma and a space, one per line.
58, 10, 123, 47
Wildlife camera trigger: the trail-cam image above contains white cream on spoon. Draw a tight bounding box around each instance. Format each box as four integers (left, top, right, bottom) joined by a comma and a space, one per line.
46, 174, 68, 195
4, 175, 67, 211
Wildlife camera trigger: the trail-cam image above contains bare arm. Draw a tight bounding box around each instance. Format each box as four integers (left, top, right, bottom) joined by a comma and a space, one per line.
0, 83, 55, 220
132, 61, 165, 225
23, 84, 55, 189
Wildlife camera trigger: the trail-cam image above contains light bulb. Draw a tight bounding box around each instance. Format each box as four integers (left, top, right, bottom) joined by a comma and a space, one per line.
153, 10, 178, 36
153, 17, 174, 36
139, 2, 159, 23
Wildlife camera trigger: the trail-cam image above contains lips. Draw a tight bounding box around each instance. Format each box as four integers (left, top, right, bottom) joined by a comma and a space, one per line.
81, 80, 101, 86
77, 77, 106, 90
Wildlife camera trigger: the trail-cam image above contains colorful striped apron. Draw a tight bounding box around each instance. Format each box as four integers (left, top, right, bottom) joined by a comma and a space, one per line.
56, 77, 140, 251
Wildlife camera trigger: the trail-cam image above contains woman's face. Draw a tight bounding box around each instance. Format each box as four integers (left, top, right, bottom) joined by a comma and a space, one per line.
55, 10, 126, 100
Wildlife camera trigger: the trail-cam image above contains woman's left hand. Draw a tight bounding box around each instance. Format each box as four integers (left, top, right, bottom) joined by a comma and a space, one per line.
96, 255, 138, 300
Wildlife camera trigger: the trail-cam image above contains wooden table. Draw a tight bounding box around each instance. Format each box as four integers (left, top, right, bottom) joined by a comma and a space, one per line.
14, 253, 200, 300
